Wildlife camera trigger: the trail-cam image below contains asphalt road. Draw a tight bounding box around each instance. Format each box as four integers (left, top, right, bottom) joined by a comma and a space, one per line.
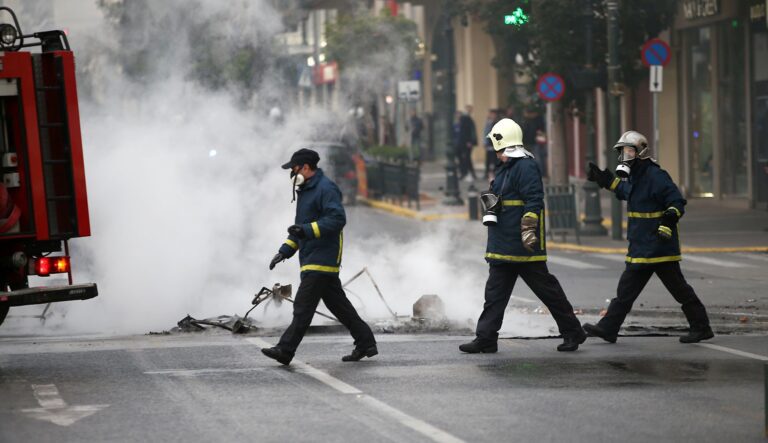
0, 332, 765, 442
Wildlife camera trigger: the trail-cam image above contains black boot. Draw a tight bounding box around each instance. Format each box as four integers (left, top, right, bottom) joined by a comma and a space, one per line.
342, 345, 378, 362
557, 329, 587, 352
583, 323, 618, 343
459, 339, 498, 354
679, 326, 714, 343
261, 347, 293, 365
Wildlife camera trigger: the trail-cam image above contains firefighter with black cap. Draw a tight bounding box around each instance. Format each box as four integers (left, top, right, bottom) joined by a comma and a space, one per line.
584, 131, 714, 344
262, 148, 377, 365
460, 118, 587, 354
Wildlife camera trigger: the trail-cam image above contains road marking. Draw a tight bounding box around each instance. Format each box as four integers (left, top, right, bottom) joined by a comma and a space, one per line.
696, 343, 768, 361
730, 252, 768, 263
682, 255, 755, 268
547, 255, 605, 270
247, 337, 465, 443
145, 368, 267, 376
510, 295, 539, 304
21, 384, 109, 427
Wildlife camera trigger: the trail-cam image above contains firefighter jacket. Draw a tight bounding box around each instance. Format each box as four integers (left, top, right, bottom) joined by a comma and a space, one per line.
278, 168, 345, 276
608, 160, 686, 268
485, 157, 546, 264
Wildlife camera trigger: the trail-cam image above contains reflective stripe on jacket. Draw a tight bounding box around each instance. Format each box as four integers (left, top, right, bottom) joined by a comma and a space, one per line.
610, 160, 686, 268
485, 157, 546, 264
278, 168, 345, 276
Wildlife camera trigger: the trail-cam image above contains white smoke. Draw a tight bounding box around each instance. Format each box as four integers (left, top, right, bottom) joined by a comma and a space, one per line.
3, 0, 555, 338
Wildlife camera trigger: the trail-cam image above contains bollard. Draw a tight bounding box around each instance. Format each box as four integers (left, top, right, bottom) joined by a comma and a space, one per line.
467, 184, 479, 220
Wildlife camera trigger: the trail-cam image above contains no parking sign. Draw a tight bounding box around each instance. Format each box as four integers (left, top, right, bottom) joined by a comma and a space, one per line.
536, 73, 565, 102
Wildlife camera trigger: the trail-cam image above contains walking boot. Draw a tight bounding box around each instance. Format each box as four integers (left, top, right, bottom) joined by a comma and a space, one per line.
459, 339, 498, 354
261, 347, 293, 365
557, 329, 587, 352
582, 323, 618, 343
342, 345, 378, 362
679, 326, 714, 343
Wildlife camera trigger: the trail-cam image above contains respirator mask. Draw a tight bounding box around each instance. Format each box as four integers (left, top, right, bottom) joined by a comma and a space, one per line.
290, 169, 305, 202
480, 191, 502, 226
615, 146, 637, 179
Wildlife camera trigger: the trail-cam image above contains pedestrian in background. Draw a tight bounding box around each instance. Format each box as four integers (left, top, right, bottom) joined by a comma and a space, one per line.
460, 118, 587, 354
584, 131, 713, 344
264, 148, 378, 365
409, 110, 424, 162
483, 108, 500, 180
522, 106, 546, 178
458, 105, 478, 182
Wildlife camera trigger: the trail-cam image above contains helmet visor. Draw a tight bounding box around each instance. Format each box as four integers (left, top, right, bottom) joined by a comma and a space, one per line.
618, 145, 637, 162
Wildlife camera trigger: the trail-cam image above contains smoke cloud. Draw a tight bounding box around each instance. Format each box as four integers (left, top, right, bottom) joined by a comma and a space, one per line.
3, 0, 555, 338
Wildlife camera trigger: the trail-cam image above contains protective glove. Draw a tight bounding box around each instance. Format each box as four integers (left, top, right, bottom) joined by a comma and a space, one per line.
587, 162, 615, 190
287, 224, 306, 239
269, 252, 286, 270
657, 208, 680, 242
521, 215, 539, 252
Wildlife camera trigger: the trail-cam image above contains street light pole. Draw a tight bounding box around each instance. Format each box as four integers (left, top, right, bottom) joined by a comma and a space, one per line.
606, 0, 623, 240
442, 11, 462, 205
581, 0, 606, 236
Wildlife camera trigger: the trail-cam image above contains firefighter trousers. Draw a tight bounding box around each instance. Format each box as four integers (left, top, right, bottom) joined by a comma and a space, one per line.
475, 262, 583, 343
277, 273, 376, 355
597, 261, 710, 334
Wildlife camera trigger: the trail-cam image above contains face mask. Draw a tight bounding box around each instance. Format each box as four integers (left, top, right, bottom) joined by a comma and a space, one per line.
290, 170, 305, 187
615, 147, 637, 179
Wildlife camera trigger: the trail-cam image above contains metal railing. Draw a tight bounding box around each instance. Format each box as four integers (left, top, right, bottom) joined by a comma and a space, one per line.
365, 158, 420, 210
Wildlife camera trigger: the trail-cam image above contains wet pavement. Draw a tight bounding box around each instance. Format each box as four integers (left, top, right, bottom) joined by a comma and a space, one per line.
0, 332, 765, 442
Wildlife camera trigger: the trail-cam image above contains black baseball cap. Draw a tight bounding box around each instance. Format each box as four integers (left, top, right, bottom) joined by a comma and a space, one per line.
281, 148, 320, 169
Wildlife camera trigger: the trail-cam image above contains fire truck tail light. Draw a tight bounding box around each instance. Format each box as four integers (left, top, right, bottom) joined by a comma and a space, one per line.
31, 256, 70, 276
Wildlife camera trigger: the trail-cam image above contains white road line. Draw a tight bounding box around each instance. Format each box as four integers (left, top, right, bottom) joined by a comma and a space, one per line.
730, 252, 768, 263
510, 295, 539, 304
32, 384, 66, 409
145, 368, 266, 376
246, 337, 465, 443
696, 343, 768, 361
22, 384, 109, 427
547, 255, 605, 270
682, 255, 755, 268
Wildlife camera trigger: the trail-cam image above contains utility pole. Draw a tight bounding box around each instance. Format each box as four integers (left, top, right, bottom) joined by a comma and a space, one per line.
442, 10, 462, 205
606, 0, 623, 240
581, 0, 606, 236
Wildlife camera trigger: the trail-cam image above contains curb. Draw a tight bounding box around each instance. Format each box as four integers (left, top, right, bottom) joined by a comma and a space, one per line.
359, 198, 768, 254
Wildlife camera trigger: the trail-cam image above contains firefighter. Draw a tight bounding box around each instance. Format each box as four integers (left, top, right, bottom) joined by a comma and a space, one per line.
583, 131, 714, 344
460, 119, 587, 354
263, 148, 377, 365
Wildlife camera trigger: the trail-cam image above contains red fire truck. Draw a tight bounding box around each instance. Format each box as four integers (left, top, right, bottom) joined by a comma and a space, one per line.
0, 7, 97, 327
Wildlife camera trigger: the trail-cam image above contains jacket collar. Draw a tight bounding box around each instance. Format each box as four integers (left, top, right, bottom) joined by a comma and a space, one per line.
301, 168, 324, 191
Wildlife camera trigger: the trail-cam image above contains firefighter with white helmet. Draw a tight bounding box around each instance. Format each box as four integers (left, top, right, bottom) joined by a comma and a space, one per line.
584, 131, 713, 344
461, 118, 587, 354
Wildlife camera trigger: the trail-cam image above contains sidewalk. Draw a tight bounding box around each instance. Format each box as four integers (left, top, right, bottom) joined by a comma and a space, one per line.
359, 159, 768, 252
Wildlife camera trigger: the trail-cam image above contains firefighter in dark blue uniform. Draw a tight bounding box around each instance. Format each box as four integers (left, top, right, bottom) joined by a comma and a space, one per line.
584, 131, 713, 344
460, 119, 586, 354
262, 149, 377, 365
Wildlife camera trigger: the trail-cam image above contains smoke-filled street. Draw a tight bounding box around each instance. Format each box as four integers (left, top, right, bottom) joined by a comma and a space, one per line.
1, 0, 767, 441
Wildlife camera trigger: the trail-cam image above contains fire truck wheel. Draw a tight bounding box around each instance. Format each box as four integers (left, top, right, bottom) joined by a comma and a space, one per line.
0, 304, 8, 327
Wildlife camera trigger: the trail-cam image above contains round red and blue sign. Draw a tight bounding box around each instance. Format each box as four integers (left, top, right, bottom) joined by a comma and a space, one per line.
536, 73, 565, 102
641, 38, 671, 67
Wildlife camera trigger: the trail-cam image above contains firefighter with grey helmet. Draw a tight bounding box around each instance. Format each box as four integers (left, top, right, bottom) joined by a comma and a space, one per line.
262, 148, 377, 365
584, 131, 713, 344
460, 118, 587, 354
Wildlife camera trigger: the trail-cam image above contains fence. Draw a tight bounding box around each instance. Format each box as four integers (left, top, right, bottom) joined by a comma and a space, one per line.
365, 159, 420, 210
545, 184, 580, 244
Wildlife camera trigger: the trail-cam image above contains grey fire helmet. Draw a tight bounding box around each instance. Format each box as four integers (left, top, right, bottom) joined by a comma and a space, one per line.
613, 130, 650, 178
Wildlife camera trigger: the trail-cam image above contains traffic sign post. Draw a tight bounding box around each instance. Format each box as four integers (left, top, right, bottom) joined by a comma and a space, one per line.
642, 39, 671, 161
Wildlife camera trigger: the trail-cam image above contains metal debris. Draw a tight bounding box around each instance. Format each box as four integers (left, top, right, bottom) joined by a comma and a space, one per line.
412, 294, 445, 320
343, 267, 397, 321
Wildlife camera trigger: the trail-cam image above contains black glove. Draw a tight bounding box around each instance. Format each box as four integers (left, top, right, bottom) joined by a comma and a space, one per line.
657, 208, 680, 242
287, 224, 305, 239
587, 162, 615, 190
269, 252, 285, 270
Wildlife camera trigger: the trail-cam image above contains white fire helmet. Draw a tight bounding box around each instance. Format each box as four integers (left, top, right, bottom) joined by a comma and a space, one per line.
487, 118, 534, 158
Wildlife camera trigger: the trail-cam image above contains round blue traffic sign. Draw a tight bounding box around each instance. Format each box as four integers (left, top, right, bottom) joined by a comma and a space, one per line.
641, 38, 671, 67
536, 73, 565, 102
